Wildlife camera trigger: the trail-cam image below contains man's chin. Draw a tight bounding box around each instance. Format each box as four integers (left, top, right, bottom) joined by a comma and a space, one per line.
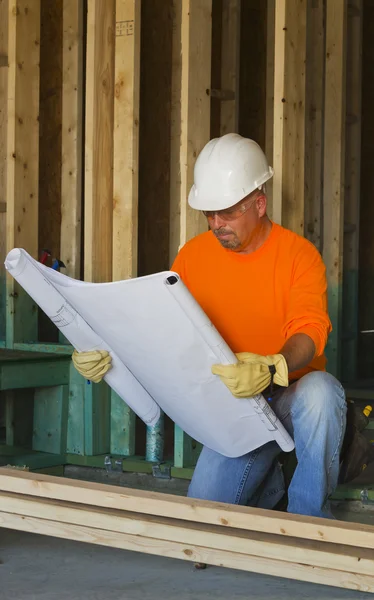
216, 237, 239, 250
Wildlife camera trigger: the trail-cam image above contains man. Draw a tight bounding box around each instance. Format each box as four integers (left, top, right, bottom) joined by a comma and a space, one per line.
73, 133, 347, 519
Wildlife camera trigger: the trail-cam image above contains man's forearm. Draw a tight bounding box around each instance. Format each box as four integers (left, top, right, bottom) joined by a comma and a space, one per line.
279, 333, 316, 373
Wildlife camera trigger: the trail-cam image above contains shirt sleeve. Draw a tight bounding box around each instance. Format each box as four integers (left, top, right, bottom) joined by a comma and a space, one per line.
281, 241, 332, 357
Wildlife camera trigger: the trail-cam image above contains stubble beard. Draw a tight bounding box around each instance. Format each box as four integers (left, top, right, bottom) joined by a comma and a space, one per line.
213, 228, 241, 250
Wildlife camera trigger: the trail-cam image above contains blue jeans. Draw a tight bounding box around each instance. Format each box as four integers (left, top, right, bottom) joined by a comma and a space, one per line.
188, 372, 347, 518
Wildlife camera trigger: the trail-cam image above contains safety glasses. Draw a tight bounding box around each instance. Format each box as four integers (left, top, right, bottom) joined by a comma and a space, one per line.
202, 195, 257, 222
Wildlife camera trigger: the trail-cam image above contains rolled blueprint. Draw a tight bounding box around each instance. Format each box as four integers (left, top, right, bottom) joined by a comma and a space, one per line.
5, 248, 294, 456
5, 249, 160, 425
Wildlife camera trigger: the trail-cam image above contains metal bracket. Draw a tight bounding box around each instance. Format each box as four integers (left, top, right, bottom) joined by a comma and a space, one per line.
152, 463, 171, 480
360, 489, 374, 505
104, 456, 123, 473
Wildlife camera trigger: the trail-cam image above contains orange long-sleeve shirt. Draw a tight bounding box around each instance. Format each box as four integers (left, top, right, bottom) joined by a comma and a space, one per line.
171, 222, 332, 381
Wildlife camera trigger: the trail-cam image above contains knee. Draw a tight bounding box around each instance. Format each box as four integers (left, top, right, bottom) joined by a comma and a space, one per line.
292, 371, 346, 420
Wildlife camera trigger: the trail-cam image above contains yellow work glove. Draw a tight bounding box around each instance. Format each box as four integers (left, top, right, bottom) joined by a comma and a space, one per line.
72, 349, 112, 383
211, 352, 289, 398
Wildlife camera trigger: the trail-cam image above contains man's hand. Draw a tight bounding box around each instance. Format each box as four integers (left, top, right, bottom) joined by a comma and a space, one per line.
211, 352, 288, 398
72, 349, 112, 383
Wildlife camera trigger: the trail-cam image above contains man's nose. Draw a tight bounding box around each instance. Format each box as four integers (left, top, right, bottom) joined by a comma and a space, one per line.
210, 213, 227, 228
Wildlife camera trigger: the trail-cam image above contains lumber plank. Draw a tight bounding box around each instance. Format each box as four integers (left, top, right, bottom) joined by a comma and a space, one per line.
112, 0, 140, 282
271, 0, 285, 225
304, 0, 324, 251
110, 0, 140, 457
1, 492, 374, 577
278, 0, 307, 234
84, 0, 115, 283
169, 0, 211, 263
322, 0, 347, 379
1, 470, 374, 550
60, 0, 84, 279
220, 0, 240, 135
0, 510, 373, 593
265, 0, 275, 214
5, 0, 40, 345
342, 0, 362, 381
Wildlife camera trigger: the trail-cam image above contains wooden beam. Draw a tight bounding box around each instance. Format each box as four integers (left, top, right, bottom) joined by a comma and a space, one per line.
5, 0, 40, 345
323, 0, 347, 379
265, 0, 275, 215
169, 0, 212, 262
2, 510, 374, 592
84, 0, 115, 283
60, 0, 84, 279
342, 0, 363, 381
220, 0, 240, 135
110, 0, 141, 457
112, 0, 140, 282
1, 469, 374, 550
304, 0, 324, 251
1, 492, 374, 579
272, 0, 286, 224
274, 0, 307, 234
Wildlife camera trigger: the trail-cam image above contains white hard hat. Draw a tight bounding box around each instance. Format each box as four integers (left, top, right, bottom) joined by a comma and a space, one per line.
188, 133, 274, 211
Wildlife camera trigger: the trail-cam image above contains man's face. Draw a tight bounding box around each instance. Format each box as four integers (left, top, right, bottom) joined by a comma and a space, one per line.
203, 191, 266, 252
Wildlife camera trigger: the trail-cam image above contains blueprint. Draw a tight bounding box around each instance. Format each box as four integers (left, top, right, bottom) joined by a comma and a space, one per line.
5, 248, 294, 456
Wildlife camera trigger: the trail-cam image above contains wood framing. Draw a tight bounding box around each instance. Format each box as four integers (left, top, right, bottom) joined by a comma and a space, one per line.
272, 0, 307, 234
112, 0, 140, 282
322, 0, 348, 379
169, 0, 212, 262
271, 0, 286, 225
1, 470, 374, 593
5, 0, 40, 345
109, 0, 140, 458
220, 0, 241, 135
265, 0, 275, 215
84, 0, 115, 283
60, 0, 84, 280
304, 0, 324, 251
342, 0, 363, 381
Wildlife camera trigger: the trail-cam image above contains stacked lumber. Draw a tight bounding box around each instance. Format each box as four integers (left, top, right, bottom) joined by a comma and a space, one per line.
0, 469, 374, 593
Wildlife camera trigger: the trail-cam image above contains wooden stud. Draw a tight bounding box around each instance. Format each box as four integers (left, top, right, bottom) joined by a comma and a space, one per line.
280, 0, 308, 234
169, 0, 212, 263
322, 0, 347, 379
265, 0, 275, 216
5, 0, 40, 345
32, 385, 69, 455
342, 0, 362, 382
112, 0, 140, 282
84, 0, 115, 283
271, 0, 286, 225
110, 0, 140, 457
220, 0, 240, 135
304, 0, 325, 252
60, 0, 84, 279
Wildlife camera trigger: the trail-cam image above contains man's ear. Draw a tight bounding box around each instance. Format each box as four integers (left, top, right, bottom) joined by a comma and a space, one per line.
256, 193, 267, 217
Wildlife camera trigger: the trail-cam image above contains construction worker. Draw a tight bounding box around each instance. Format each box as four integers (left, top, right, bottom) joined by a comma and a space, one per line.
72, 133, 347, 519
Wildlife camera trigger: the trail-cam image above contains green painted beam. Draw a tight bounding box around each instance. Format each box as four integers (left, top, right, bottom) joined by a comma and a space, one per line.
0, 357, 70, 390
331, 485, 374, 502
0, 446, 66, 470
84, 381, 110, 456
65, 453, 194, 480
174, 425, 202, 468
67, 364, 85, 455
33, 385, 69, 454
13, 343, 73, 354
110, 391, 135, 456
0, 341, 5, 349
